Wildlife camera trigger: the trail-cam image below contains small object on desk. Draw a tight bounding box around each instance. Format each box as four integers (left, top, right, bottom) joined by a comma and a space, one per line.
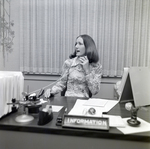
22, 92, 29, 101
125, 102, 141, 127
88, 107, 96, 115
7, 98, 19, 113
27, 104, 42, 114
62, 115, 109, 130
23, 92, 43, 114
38, 105, 53, 125
56, 107, 67, 126
11, 98, 18, 112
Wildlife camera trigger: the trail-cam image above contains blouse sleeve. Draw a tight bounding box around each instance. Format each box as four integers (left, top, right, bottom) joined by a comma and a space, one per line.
51, 59, 71, 95
85, 62, 102, 95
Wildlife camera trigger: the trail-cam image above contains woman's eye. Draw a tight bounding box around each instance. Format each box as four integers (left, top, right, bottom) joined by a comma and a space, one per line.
78, 42, 83, 45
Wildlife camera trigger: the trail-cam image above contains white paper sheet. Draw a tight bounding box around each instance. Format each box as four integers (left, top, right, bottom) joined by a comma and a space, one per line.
117, 117, 150, 134
52, 105, 63, 112
83, 98, 108, 107
103, 114, 125, 127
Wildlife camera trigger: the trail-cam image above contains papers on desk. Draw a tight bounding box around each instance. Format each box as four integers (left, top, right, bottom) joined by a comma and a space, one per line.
86, 98, 119, 112
83, 98, 108, 107
103, 115, 125, 127
69, 98, 119, 115
69, 99, 103, 117
117, 117, 150, 134
52, 105, 63, 112
68, 99, 125, 127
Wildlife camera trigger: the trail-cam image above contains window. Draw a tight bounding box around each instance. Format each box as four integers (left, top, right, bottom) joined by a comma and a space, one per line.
16, 0, 150, 76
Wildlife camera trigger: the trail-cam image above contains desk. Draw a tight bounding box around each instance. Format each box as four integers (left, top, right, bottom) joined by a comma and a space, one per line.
0, 96, 150, 149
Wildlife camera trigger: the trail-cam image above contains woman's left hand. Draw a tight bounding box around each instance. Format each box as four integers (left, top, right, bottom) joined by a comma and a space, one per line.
79, 56, 90, 75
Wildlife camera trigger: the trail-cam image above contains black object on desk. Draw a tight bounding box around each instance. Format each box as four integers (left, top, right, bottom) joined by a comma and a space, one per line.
7, 98, 18, 113
27, 105, 42, 114
38, 105, 53, 126
56, 106, 67, 126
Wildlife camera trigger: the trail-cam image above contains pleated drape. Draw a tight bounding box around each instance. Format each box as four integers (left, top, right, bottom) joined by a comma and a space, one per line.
18, 0, 150, 76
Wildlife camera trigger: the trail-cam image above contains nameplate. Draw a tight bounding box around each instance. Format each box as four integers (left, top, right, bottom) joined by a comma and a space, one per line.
62, 115, 109, 130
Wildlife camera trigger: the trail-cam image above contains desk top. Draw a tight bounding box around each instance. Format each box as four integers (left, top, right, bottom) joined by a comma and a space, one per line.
0, 96, 150, 142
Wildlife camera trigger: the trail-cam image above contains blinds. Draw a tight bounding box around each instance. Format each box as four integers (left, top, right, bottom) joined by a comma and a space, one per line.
18, 0, 150, 76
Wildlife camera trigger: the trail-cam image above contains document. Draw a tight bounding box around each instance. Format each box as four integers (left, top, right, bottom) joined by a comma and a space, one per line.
83, 98, 108, 107
117, 117, 150, 134
85, 98, 119, 112
69, 98, 119, 115
68, 99, 103, 117
52, 105, 63, 112
68, 98, 119, 116
103, 114, 125, 127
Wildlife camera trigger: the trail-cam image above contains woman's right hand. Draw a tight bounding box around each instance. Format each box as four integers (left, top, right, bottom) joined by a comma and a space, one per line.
44, 88, 52, 98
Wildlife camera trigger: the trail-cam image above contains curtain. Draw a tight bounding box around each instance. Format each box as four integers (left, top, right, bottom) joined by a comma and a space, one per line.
18, 0, 150, 77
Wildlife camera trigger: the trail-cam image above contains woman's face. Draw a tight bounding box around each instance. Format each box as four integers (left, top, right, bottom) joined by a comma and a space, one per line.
75, 37, 86, 57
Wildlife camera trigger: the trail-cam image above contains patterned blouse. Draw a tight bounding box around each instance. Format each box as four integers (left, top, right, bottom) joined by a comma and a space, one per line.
51, 57, 102, 98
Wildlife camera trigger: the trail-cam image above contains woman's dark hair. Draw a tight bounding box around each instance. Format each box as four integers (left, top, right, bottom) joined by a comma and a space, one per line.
69, 34, 99, 63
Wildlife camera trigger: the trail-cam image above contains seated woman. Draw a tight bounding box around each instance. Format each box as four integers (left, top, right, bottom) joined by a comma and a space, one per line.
45, 34, 102, 98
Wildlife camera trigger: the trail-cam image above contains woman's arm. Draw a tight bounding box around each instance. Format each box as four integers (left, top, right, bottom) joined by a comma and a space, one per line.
50, 59, 71, 95
85, 62, 102, 95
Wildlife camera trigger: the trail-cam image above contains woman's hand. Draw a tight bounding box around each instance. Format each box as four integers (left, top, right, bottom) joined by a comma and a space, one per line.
79, 56, 90, 75
44, 88, 52, 98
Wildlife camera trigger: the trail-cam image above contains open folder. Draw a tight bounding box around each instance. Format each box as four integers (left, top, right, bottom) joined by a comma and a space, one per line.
68, 98, 119, 116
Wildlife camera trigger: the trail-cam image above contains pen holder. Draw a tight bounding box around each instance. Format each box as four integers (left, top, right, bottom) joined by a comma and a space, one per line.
38, 106, 53, 125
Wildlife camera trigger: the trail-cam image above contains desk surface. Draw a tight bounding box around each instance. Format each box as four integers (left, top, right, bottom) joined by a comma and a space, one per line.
0, 96, 150, 142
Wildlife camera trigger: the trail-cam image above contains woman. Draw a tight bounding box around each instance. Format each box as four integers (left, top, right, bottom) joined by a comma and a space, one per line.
45, 34, 102, 98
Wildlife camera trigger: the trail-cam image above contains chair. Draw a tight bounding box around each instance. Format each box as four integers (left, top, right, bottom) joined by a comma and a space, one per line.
61, 87, 67, 96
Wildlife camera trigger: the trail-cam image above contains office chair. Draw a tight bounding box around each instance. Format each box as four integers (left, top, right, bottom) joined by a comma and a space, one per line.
61, 87, 67, 96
